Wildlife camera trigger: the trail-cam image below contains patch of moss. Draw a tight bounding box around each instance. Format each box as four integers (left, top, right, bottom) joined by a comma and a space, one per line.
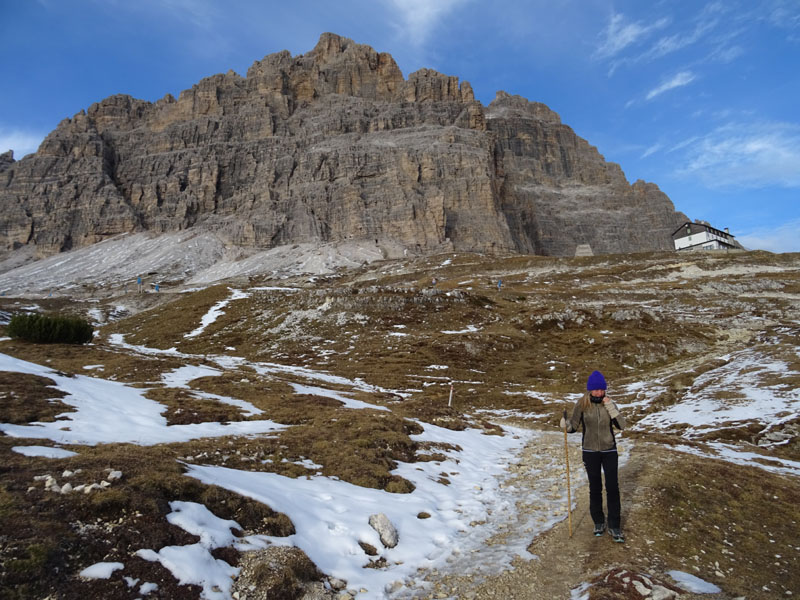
4, 542, 54, 575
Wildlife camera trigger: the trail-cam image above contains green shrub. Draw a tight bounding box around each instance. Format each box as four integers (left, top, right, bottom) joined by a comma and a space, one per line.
7, 312, 94, 344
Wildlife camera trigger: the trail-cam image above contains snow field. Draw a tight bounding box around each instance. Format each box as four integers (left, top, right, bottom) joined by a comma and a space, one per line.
0, 353, 286, 446
0, 341, 593, 599
185, 423, 535, 599
634, 348, 798, 438
185, 289, 250, 339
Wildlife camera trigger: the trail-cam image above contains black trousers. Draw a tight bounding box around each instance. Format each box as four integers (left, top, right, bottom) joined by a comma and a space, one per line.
582, 449, 621, 529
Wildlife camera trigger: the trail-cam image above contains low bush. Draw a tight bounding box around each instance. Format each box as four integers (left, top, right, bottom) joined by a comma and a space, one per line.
7, 312, 93, 344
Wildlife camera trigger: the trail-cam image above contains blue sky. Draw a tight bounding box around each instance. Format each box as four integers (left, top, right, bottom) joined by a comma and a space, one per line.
2, 0, 799, 252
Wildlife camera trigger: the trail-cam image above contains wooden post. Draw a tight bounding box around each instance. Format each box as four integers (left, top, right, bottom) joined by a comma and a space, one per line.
563, 409, 573, 538
448, 382, 454, 407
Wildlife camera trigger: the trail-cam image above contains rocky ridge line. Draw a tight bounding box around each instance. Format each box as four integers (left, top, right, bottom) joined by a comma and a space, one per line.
0, 32, 687, 261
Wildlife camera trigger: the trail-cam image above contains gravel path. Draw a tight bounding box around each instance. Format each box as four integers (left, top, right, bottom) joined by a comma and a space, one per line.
400, 422, 738, 600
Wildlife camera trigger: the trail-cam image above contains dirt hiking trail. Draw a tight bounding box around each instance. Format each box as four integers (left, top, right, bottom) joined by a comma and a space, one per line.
415, 422, 761, 600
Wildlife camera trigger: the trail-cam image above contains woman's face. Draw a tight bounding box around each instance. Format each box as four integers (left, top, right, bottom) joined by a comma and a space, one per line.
590, 389, 605, 397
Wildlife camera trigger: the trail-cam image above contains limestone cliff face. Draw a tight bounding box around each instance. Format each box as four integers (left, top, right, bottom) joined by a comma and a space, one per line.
486, 92, 687, 255
0, 33, 686, 259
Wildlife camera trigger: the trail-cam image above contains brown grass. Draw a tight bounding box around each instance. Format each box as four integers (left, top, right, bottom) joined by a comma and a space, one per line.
0, 435, 297, 599
621, 449, 800, 599
0, 372, 69, 424
1, 249, 798, 598
0, 338, 186, 385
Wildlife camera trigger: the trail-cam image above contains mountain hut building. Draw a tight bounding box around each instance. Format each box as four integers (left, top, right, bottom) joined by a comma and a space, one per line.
672, 221, 739, 251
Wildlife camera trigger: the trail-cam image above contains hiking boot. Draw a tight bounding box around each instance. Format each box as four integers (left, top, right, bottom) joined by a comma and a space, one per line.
609, 528, 625, 543
593, 522, 606, 536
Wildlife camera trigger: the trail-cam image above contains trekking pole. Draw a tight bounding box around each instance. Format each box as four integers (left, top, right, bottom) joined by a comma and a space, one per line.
563, 409, 573, 538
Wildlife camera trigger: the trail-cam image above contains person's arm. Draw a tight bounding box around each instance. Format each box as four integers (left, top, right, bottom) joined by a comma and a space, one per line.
560, 400, 582, 433
603, 397, 625, 430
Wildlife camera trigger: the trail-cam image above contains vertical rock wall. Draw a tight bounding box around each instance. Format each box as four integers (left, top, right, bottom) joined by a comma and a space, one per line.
0, 33, 686, 259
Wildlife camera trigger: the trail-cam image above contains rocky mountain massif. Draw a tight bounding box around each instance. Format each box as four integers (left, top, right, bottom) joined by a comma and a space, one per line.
0, 33, 687, 262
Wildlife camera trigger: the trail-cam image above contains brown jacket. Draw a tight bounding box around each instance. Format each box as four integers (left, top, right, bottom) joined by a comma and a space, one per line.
566, 396, 625, 452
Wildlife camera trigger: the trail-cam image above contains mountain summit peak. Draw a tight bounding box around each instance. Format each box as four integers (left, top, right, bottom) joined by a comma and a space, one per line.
0, 34, 685, 261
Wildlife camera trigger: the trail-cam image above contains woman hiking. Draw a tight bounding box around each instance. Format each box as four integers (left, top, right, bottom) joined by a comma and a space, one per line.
561, 370, 626, 543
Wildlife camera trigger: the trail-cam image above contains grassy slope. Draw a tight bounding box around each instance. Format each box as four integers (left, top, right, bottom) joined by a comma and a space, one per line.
0, 249, 798, 599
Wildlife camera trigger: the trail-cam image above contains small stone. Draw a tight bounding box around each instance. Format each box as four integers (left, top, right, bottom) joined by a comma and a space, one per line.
385, 581, 403, 594
369, 513, 399, 548
651, 586, 677, 600
107, 470, 123, 481
329, 577, 347, 591
632, 580, 651, 596
60, 483, 73, 494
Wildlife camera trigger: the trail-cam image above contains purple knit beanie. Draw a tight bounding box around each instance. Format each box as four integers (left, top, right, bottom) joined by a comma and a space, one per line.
586, 370, 607, 391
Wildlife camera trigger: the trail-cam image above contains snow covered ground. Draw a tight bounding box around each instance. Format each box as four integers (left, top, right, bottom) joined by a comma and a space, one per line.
0, 347, 565, 599
0, 232, 405, 297
0, 287, 595, 598
0, 353, 287, 446
633, 348, 798, 438
2, 271, 798, 599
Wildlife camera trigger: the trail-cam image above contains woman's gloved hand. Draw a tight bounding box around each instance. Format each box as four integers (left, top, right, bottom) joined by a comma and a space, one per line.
602, 397, 620, 419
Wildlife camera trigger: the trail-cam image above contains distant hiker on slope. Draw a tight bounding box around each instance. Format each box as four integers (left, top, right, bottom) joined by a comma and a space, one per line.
561, 370, 626, 543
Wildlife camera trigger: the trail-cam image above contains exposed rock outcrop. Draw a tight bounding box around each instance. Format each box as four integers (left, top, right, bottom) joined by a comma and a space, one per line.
0, 151, 14, 172
0, 33, 687, 259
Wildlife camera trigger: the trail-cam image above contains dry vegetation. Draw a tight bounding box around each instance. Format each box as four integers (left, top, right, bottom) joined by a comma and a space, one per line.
1, 249, 799, 599
586, 448, 800, 599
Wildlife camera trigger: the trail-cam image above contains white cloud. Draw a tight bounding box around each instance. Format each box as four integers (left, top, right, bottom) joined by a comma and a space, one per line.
156, 0, 219, 30
601, 3, 749, 75
102, 0, 220, 31
0, 129, 45, 158
642, 143, 662, 158
766, 0, 800, 31
737, 219, 800, 253
668, 136, 701, 153
708, 44, 744, 63
644, 14, 719, 61
96, 0, 233, 58
678, 121, 800, 188
646, 70, 696, 100
387, 0, 469, 47
595, 13, 670, 60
